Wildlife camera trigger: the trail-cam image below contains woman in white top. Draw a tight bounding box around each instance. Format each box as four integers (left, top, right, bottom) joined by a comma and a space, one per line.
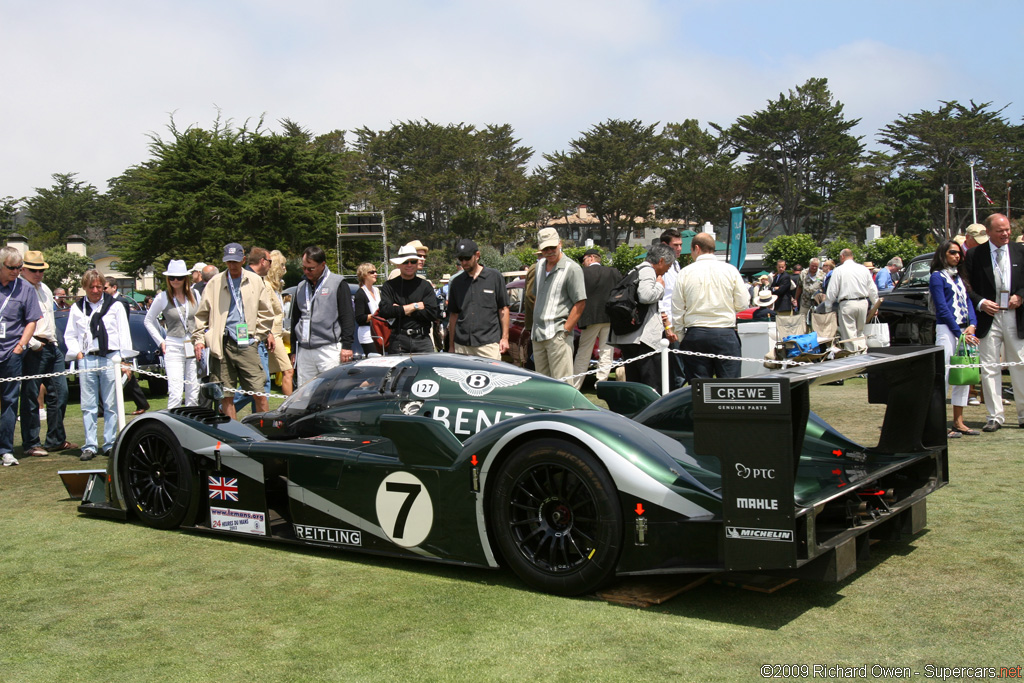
266, 250, 294, 395
144, 259, 198, 409
352, 262, 381, 353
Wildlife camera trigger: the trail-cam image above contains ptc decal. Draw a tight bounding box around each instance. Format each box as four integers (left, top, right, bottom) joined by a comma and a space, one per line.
433, 367, 529, 397
735, 463, 775, 479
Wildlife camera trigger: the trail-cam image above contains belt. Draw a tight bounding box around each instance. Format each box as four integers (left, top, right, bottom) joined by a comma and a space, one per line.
840, 297, 867, 302
394, 328, 428, 339
33, 336, 56, 345
86, 350, 111, 356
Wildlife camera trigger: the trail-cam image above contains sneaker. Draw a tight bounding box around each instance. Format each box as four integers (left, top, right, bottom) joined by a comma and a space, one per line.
968, 397, 981, 406
80, 449, 97, 462
2, 453, 19, 467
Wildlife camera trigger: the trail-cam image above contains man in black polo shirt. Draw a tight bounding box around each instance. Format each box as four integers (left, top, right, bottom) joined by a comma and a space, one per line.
447, 239, 508, 359
379, 245, 440, 353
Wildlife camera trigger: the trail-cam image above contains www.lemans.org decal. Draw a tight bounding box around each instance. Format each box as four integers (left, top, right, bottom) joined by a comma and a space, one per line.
433, 367, 529, 397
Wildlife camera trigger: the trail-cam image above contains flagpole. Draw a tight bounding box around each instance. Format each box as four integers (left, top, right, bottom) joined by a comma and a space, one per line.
971, 162, 977, 224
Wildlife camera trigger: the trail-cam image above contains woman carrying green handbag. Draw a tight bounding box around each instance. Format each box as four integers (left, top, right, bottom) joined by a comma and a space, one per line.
929, 240, 980, 438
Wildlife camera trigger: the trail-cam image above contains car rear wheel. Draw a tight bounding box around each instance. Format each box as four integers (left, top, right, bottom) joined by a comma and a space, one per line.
490, 438, 622, 595
121, 422, 198, 529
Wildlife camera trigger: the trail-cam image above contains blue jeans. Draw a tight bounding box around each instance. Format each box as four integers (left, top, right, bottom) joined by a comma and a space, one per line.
0, 352, 23, 455
680, 327, 742, 382
233, 341, 270, 414
80, 354, 119, 454
20, 342, 69, 450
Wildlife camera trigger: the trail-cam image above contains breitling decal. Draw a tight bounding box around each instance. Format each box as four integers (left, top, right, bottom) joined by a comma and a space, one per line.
433, 367, 529, 397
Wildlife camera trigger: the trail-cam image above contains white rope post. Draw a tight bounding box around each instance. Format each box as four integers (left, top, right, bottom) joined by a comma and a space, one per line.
659, 337, 671, 395
114, 355, 126, 433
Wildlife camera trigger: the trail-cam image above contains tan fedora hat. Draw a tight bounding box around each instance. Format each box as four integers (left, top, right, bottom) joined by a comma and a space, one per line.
23, 250, 49, 270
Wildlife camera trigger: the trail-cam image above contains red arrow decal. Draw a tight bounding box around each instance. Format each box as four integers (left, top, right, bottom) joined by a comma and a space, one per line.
470, 455, 478, 466
831, 469, 842, 475
635, 503, 645, 515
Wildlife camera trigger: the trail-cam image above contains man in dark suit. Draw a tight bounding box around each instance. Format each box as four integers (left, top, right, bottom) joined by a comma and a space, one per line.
964, 213, 1024, 431
770, 260, 795, 316
571, 249, 622, 389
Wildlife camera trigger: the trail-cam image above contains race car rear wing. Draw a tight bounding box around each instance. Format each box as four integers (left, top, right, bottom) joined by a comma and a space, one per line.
692, 345, 948, 578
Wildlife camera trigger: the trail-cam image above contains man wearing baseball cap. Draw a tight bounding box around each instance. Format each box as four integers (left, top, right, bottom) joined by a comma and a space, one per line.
531, 228, 586, 382
193, 243, 274, 419
447, 238, 508, 359
19, 251, 76, 458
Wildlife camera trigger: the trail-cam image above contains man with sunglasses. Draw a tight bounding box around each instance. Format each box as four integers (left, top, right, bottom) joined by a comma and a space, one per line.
379, 244, 439, 354
103, 277, 150, 415
289, 245, 355, 387
447, 239, 508, 359
19, 251, 76, 459
0, 247, 42, 467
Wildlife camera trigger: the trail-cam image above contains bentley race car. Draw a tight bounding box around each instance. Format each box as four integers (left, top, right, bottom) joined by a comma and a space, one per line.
78, 349, 948, 596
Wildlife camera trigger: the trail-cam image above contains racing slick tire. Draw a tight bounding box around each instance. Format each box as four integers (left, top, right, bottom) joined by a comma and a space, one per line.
490, 438, 623, 596
121, 422, 199, 530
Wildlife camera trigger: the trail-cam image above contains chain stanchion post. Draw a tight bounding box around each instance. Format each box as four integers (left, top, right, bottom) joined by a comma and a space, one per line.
113, 356, 126, 433
659, 338, 671, 395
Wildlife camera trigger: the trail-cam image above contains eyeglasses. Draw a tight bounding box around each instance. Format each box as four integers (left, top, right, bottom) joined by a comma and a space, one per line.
947, 250, 961, 255
3, 263, 22, 271
23, 267, 43, 273
168, 276, 185, 281
368, 270, 377, 275
457, 255, 474, 262
402, 260, 419, 265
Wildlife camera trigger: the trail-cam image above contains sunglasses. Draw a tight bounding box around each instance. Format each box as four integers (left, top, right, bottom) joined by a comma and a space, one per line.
168, 275, 186, 281
368, 270, 377, 275
947, 250, 961, 256
3, 263, 22, 271
402, 260, 419, 265
540, 246, 557, 253
457, 255, 474, 262
24, 267, 44, 273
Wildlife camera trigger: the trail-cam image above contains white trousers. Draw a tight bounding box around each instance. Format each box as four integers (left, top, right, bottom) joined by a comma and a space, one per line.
979, 311, 1024, 425
296, 342, 341, 388
165, 336, 199, 409
935, 325, 970, 408
572, 323, 612, 389
836, 299, 868, 353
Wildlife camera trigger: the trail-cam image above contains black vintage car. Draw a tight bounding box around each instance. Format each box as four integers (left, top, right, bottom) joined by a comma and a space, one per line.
875, 252, 936, 345
54, 309, 167, 394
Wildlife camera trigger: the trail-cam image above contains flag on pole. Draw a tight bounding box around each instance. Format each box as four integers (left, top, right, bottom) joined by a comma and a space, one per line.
974, 177, 994, 205
727, 206, 746, 269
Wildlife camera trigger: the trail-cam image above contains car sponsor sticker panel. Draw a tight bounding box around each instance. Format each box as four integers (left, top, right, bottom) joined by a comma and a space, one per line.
375, 471, 433, 548
211, 507, 266, 535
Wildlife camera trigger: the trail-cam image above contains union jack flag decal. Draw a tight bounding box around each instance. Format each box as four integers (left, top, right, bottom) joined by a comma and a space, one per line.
208, 476, 239, 501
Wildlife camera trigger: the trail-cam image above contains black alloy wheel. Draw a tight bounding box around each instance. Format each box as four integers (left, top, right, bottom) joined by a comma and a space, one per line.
122, 422, 197, 529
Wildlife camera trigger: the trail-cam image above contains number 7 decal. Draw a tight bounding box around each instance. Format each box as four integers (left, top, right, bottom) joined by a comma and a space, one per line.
376, 472, 434, 548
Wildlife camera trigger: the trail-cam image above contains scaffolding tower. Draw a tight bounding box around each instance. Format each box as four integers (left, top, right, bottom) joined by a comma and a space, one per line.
335, 211, 387, 278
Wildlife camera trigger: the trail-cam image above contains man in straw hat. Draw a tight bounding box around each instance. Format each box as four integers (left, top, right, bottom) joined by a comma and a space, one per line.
19, 251, 77, 458
530, 228, 586, 382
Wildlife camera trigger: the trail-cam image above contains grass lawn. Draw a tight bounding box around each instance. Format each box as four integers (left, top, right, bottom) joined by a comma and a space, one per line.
1, 380, 1021, 682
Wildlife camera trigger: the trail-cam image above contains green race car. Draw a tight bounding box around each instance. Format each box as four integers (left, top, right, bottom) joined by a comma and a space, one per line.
79, 348, 948, 595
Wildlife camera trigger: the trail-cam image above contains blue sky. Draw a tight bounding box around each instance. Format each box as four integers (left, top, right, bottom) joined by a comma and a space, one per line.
1, 0, 1021, 200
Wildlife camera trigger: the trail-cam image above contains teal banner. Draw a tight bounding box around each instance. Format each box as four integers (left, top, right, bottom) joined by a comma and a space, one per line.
728, 206, 746, 269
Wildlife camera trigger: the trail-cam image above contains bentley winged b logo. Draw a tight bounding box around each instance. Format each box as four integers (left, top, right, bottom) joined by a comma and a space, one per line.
433, 367, 530, 397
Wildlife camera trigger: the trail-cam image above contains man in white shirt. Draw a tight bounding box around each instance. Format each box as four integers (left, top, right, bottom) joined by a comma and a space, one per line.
824, 249, 879, 353
64, 269, 132, 461
19, 251, 77, 457
672, 233, 749, 381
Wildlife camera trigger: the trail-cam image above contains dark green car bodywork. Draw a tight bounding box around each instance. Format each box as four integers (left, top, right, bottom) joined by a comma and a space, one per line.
79, 348, 948, 594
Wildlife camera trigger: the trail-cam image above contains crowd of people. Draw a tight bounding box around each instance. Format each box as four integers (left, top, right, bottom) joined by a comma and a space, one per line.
2, 213, 1021, 467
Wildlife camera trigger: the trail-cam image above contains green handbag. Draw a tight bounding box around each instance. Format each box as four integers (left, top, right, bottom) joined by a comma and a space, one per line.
948, 333, 980, 386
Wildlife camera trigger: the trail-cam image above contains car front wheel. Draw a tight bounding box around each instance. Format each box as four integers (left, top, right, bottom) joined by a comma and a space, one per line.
490, 438, 623, 595
121, 422, 198, 529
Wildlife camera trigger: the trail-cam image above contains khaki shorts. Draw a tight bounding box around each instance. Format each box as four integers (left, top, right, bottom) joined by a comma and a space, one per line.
211, 339, 266, 393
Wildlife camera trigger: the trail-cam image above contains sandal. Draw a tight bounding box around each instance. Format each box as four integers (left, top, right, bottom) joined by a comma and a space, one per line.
947, 429, 962, 439
954, 427, 980, 436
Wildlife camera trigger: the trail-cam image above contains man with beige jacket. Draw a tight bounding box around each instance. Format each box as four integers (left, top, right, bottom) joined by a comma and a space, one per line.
193, 243, 274, 419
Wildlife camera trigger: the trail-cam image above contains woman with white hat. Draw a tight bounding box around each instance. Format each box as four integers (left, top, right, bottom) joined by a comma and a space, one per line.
144, 259, 199, 408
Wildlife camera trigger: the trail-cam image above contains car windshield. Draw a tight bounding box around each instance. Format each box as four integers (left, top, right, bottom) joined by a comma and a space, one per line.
898, 258, 932, 288
280, 376, 326, 413
278, 364, 394, 414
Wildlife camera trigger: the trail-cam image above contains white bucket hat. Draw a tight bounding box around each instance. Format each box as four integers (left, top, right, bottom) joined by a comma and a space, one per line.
390, 245, 421, 265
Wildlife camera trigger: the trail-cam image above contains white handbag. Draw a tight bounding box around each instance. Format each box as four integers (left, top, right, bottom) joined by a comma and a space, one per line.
864, 321, 890, 348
